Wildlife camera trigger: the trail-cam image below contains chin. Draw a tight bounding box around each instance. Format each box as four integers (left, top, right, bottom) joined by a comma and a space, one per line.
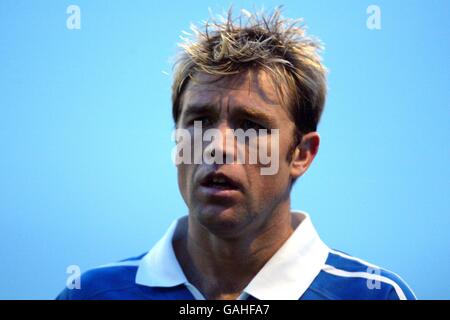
195, 204, 250, 239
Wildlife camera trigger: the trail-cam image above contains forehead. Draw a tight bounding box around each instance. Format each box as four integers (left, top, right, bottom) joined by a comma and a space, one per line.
181, 69, 283, 111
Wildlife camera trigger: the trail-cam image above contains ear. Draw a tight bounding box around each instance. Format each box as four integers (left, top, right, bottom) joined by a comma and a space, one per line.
290, 132, 320, 180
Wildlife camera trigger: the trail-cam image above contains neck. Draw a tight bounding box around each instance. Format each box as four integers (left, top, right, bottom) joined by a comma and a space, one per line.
173, 201, 297, 300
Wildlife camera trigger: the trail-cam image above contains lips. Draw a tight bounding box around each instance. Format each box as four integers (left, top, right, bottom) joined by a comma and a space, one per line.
196, 171, 243, 208
199, 172, 242, 192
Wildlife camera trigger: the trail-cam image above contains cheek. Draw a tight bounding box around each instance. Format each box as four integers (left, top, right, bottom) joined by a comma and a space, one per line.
245, 139, 292, 202
246, 163, 289, 199
177, 164, 190, 202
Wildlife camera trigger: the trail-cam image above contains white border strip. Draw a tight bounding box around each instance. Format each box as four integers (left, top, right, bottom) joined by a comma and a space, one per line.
329, 249, 417, 299
93, 260, 142, 269
322, 264, 407, 300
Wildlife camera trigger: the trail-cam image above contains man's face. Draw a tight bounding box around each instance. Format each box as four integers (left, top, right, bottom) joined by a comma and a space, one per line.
176, 69, 299, 238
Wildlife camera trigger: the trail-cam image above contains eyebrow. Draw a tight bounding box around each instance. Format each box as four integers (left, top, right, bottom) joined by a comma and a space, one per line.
182, 103, 276, 126
182, 103, 219, 118
233, 105, 276, 126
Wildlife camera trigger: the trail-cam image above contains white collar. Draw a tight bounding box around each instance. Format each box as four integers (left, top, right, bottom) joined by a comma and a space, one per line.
135, 210, 329, 300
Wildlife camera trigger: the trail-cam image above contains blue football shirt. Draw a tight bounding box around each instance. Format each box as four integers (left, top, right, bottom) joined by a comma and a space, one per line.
57, 211, 416, 300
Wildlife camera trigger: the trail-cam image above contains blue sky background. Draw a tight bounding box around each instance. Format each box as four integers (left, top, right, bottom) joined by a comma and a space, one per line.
0, 0, 448, 299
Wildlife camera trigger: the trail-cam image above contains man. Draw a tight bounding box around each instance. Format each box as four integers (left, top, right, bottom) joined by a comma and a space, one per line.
57, 8, 416, 300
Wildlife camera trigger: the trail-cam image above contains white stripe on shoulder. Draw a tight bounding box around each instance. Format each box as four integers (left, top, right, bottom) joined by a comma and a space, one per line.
322, 264, 407, 300
328, 249, 417, 299
329, 249, 380, 269
93, 260, 141, 269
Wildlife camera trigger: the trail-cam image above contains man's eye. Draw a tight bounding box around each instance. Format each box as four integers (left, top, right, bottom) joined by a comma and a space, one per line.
188, 117, 212, 126
241, 120, 266, 131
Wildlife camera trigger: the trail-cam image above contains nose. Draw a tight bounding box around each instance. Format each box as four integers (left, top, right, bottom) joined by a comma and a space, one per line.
204, 121, 236, 164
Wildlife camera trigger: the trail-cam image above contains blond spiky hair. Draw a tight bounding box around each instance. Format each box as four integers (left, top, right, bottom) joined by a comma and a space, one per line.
172, 7, 327, 137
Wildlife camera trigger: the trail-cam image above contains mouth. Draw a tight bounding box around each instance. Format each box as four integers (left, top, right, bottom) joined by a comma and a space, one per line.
198, 172, 242, 197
